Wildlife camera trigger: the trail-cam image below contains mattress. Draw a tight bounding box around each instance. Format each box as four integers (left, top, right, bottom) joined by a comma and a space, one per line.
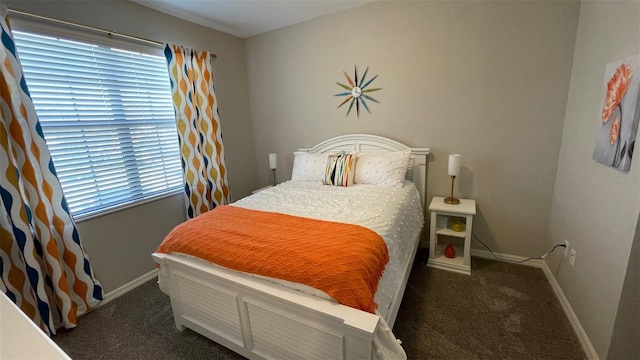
232, 180, 424, 320
159, 180, 424, 359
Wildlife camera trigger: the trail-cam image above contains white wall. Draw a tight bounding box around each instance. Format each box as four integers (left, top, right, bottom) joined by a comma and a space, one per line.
4, 0, 259, 292
245, 1, 580, 257
607, 212, 639, 359
545, 1, 640, 358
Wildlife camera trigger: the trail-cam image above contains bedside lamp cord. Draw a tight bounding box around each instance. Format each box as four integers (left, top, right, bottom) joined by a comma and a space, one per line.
458, 218, 566, 264
473, 234, 566, 264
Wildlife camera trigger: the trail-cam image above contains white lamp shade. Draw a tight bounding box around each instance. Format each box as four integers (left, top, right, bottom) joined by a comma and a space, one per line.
448, 154, 461, 176
269, 153, 277, 169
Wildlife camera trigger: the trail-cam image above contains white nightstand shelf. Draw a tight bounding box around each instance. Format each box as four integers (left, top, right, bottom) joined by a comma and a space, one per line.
428, 196, 476, 275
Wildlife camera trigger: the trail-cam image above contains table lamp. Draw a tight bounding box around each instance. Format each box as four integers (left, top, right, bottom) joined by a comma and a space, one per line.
269, 153, 277, 185
444, 154, 460, 204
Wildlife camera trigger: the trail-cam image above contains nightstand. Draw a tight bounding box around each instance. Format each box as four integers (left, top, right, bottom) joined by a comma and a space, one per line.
427, 196, 476, 275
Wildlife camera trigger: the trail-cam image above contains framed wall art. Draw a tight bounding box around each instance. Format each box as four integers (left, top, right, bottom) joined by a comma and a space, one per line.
593, 53, 640, 171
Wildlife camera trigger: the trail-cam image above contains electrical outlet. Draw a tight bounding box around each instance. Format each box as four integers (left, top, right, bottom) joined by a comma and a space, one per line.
564, 239, 570, 257
569, 249, 576, 266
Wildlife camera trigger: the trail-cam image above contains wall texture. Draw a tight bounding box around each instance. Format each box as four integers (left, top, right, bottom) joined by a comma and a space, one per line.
546, 1, 640, 357
245, 1, 580, 257
5, 0, 259, 292
607, 212, 639, 360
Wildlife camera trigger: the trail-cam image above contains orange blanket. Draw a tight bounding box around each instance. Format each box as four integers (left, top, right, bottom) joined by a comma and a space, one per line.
156, 205, 389, 313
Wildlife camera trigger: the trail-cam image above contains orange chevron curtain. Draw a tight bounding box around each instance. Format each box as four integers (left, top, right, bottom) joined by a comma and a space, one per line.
164, 44, 230, 218
0, 10, 103, 336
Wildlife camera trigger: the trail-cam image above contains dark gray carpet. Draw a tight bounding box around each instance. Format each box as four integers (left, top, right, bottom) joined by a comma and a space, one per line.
54, 253, 585, 359
396, 254, 585, 359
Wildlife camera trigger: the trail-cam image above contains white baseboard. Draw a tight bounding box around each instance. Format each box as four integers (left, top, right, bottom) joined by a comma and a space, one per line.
470, 249, 599, 360
98, 268, 159, 308
538, 260, 599, 360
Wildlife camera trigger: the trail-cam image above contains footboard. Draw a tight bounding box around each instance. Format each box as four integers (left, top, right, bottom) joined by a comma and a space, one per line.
152, 253, 384, 360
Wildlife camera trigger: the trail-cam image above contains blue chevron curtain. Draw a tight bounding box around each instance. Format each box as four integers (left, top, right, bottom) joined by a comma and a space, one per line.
164, 44, 231, 218
0, 9, 103, 336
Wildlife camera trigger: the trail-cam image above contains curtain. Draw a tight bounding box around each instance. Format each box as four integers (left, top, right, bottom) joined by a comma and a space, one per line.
164, 44, 230, 218
0, 10, 103, 336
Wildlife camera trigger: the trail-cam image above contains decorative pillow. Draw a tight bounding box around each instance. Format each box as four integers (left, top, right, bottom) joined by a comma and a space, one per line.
323, 153, 356, 187
354, 150, 411, 186
291, 152, 330, 182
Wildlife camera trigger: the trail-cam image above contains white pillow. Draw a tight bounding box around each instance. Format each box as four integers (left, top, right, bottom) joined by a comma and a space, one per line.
291, 152, 330, 182
354, 150, 411, 186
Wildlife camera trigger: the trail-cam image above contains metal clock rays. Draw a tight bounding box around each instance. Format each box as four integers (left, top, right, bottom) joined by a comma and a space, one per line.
335, 65, 381, 118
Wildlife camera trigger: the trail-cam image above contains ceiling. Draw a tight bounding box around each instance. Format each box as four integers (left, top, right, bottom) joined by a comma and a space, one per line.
131, 0, 374, 39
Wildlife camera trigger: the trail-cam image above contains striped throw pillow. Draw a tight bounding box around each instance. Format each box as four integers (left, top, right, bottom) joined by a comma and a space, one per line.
323, 153, 356, 186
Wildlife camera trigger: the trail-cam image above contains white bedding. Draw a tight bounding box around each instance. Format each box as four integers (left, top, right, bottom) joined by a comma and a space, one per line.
161, 180, 423, 359
232, 180, 424, 320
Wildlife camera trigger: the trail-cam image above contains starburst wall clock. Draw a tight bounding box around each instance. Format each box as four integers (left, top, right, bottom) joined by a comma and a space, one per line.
335, 65, 381, 118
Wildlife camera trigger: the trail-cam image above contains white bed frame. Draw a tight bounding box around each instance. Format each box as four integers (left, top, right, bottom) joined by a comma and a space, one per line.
153, 134, 429, 360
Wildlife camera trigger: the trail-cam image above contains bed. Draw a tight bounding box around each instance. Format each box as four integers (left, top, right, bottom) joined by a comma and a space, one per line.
152, 134, 429, 360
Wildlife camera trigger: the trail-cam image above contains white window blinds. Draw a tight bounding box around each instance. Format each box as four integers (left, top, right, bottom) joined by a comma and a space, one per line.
13, 31, 182, 219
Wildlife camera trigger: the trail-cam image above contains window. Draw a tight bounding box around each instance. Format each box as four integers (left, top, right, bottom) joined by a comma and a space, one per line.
13, 30, 182, 219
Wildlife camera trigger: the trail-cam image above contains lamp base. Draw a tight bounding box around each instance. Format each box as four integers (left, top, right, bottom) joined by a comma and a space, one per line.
444, 196, 460, 205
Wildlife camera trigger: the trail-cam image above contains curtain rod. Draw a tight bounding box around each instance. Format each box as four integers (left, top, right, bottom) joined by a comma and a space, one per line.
7, 8, 218, 59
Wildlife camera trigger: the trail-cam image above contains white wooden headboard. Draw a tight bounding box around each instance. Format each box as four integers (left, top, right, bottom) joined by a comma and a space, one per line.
298, 134, 430, 212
